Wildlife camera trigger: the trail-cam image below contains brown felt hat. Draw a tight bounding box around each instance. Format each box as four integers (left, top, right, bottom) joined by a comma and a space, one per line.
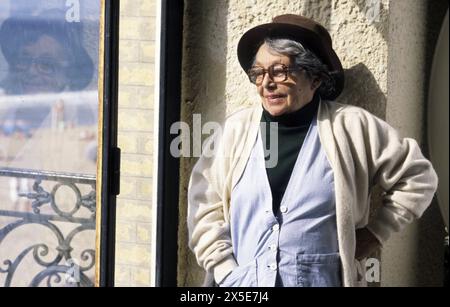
237, 14, 344, 100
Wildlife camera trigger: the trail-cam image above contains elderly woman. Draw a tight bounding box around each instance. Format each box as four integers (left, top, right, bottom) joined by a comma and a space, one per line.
0, 9, 94, 134
187, 14, 438, 287
0, 9, 93, 95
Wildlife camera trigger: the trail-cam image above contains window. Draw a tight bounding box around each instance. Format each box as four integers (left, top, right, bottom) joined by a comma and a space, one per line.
0, 0, 106, 287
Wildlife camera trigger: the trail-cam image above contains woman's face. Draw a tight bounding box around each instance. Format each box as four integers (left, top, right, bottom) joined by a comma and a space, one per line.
253, 43, 320, 116
13, 34, 69, 94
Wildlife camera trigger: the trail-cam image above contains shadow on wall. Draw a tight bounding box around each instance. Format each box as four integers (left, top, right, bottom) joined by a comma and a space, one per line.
180, 0, 229, 287
338, 62, 386, 119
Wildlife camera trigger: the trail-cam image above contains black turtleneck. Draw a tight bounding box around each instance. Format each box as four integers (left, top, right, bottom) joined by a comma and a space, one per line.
261, 94, 319, 215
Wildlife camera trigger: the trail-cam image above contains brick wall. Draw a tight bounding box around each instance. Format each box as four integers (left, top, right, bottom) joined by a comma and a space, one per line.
115, 0, 156, 287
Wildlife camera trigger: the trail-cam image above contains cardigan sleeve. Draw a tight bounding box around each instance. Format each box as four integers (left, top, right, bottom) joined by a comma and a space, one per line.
363, 113, 439, 243
187, 133, 238, 284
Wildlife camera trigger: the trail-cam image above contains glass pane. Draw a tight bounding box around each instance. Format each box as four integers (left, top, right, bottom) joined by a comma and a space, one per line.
0, 0, 101, 287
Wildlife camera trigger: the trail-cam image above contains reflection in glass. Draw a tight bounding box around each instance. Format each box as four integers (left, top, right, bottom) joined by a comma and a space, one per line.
0, 1, 100, 287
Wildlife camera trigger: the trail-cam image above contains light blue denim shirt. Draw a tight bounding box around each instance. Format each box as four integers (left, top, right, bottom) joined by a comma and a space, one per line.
221, 116, 341, 287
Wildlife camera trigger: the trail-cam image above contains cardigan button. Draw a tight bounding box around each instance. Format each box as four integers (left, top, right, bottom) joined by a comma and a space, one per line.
269, 263, 277, 271
269, 244, 277, 251
280, 206, 288, 213
272, 224, 280, 232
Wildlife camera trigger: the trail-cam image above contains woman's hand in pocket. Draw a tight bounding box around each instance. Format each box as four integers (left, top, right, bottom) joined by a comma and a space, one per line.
219, 260, 257, 287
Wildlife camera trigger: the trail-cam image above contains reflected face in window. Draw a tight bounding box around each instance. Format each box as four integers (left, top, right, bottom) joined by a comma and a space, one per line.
11, 34, 70, 94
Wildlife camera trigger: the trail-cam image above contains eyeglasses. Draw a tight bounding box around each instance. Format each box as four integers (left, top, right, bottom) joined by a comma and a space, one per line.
11, 56, 69, 75
247, 63, 304, 85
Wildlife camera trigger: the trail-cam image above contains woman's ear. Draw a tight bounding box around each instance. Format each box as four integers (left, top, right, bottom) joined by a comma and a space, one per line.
311, 78, 322, 91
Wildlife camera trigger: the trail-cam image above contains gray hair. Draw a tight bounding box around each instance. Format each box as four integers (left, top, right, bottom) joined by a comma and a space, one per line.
256, 38, 335, 98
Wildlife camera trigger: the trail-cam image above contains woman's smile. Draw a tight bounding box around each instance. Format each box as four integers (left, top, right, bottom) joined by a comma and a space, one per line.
265, 93, 287, 105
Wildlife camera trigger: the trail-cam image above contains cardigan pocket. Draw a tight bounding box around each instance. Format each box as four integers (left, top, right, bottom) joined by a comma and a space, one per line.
296, 253, 341, 287
219, 259, 258, 287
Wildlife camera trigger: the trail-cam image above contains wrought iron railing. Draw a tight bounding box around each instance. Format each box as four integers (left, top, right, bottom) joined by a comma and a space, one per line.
0, 167, 96, 287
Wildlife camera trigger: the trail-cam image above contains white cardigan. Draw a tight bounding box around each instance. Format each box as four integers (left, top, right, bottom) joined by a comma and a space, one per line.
187, 100, 438, 287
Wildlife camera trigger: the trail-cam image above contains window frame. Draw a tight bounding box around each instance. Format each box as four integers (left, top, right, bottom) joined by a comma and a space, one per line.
96, 0, 120, 287
154, 0, 183, 287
